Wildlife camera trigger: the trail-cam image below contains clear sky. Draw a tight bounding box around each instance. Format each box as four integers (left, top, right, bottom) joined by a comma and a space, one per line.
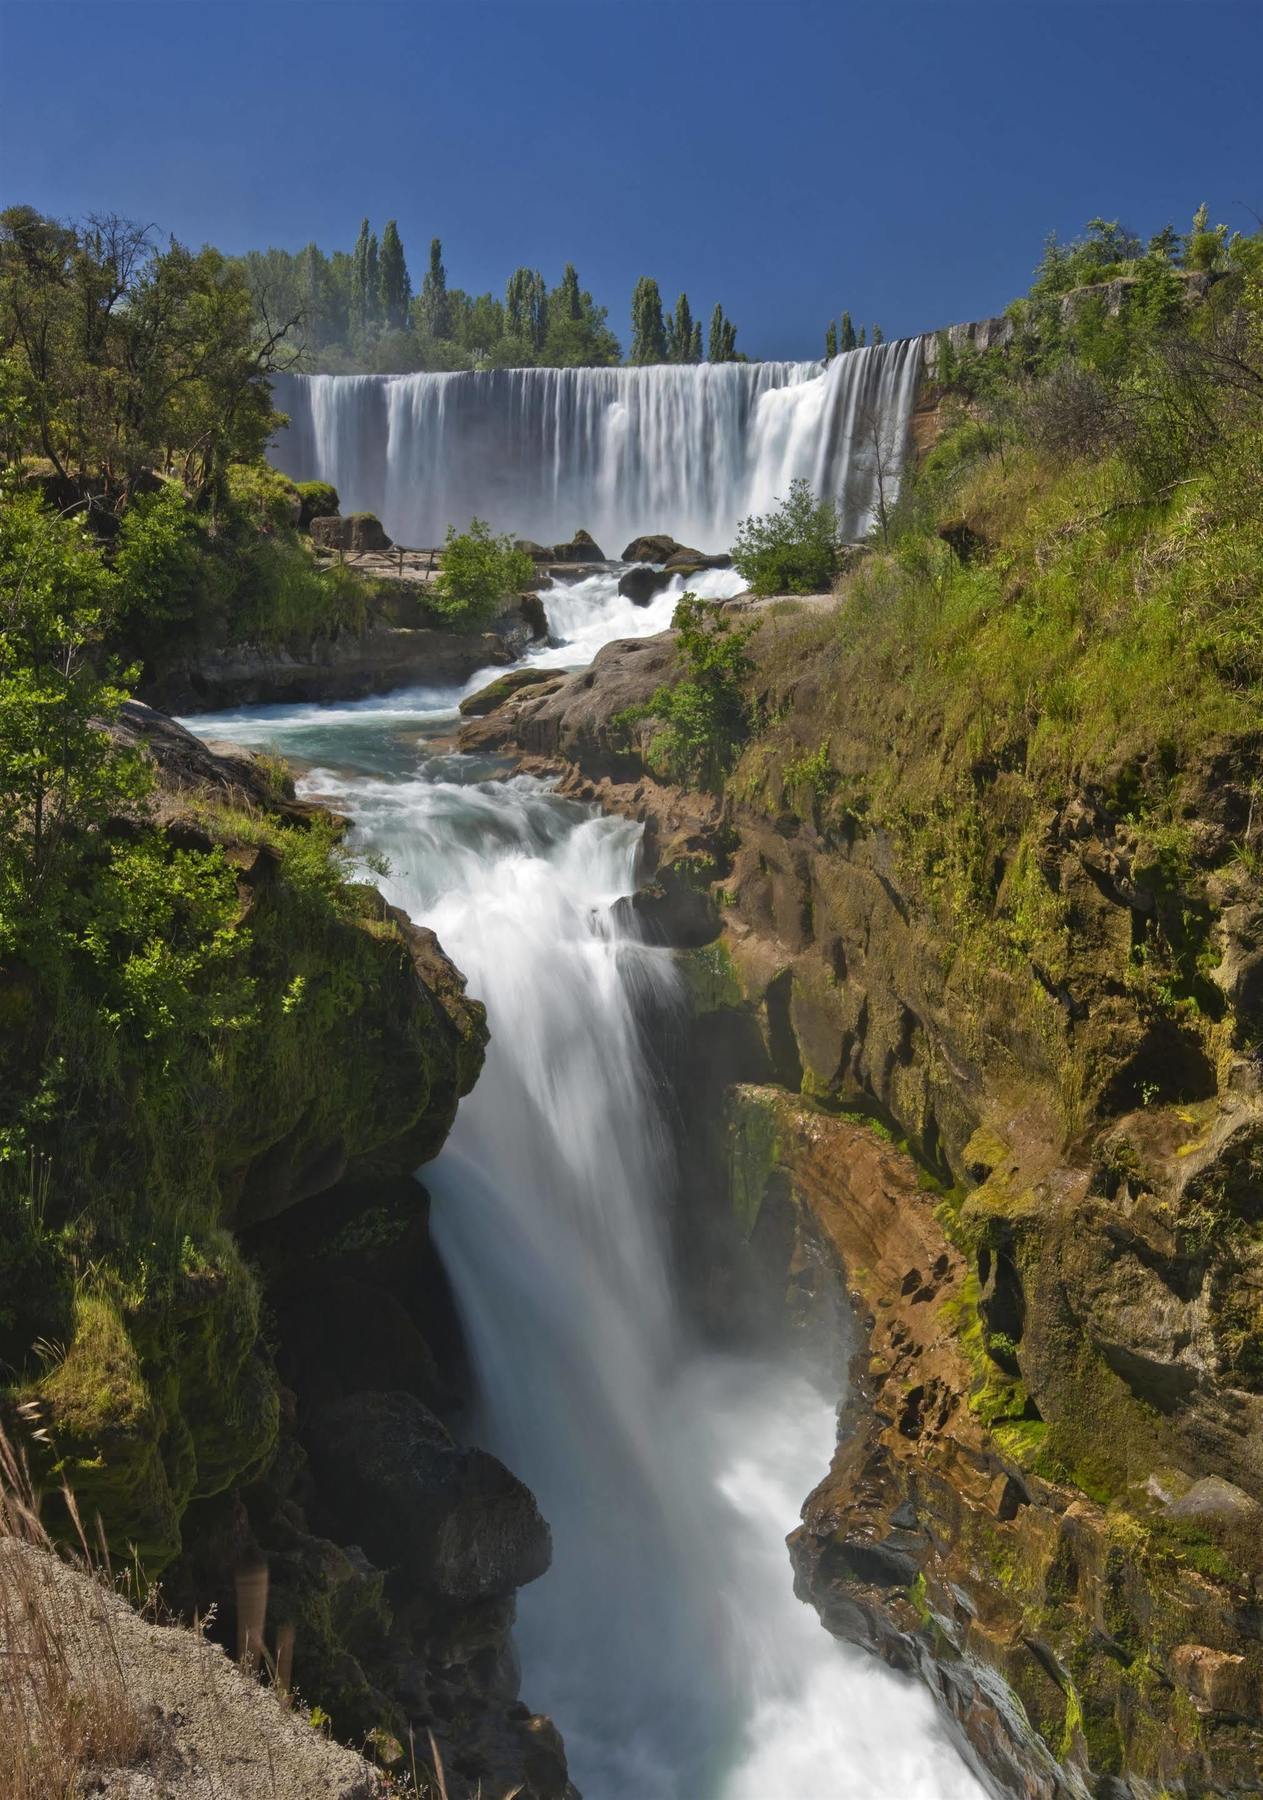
2, 0, 1259, 360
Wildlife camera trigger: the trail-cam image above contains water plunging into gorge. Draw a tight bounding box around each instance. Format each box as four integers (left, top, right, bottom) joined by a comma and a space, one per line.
269, 338, 924, 549
197, 348, 984, 1794
189, 566, 984, 1798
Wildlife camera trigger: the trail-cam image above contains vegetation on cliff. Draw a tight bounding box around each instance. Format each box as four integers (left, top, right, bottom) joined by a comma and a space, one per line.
0, 207, 490, 1583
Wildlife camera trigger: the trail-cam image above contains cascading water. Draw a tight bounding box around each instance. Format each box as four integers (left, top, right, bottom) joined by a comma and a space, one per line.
187, 578, 985, 1800
269, 339, 923, 551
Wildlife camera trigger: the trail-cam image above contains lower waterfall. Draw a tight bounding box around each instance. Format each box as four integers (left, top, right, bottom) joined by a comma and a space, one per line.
269, 339, 924, 552
188, 576, 985, 1799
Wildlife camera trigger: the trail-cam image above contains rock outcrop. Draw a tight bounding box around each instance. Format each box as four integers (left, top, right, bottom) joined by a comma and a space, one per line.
461, 608, 1263, 1798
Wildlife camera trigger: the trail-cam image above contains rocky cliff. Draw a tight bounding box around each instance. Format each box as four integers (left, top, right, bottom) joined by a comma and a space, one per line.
2, 703, 572, 1800
459, 599, 1263, 1797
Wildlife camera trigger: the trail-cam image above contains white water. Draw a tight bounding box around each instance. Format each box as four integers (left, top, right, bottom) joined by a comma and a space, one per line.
270, 340, 924, 552
188, 578, 984, 1800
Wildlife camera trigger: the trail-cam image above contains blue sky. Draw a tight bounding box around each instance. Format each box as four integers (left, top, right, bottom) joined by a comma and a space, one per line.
2, 0, 1259, 360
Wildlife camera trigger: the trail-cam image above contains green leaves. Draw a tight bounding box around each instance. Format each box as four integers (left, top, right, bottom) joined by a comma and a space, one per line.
732, 477, 842, 596
624, 594, 755, 791
430, 518, 535, 627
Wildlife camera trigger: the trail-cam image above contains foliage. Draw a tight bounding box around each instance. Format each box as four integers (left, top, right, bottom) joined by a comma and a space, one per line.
622, 595, 755, 791
732, 477, 842, 595
0, 206, 293, 511
429, 518, 534, 627
630, 276, 668, 365
710, 303, 739, 363
0, 489, 147, 930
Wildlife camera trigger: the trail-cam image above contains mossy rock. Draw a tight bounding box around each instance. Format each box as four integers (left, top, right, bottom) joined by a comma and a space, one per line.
294, 480, 340, 531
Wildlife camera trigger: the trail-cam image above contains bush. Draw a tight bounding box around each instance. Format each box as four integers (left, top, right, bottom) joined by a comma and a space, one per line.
732, 477, 842, 596
621, 595, 755, 791
222, 462, 301, 532
112, 485, 226, 636
430, 518, 535, 628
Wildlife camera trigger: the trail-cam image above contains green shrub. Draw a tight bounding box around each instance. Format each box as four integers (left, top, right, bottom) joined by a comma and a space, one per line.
112, 485, 226, 636
222, 461, 300, 532
430, 517, 534, 627
732, 477, 842, 596
620, 594, 755, 791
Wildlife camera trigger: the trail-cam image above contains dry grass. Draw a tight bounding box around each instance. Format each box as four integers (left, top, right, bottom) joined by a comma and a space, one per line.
0, 1423, 161, 1798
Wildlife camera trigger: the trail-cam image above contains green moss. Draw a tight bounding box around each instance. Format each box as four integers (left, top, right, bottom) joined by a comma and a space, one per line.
725, 1086, 783, 1238
677, 939, 744, 1015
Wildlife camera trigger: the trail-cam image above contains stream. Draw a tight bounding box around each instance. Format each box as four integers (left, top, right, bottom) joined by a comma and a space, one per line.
187, 569, 985, 1800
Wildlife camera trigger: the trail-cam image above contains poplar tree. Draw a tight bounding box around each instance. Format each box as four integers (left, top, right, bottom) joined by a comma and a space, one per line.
364, 231, 379, 328
630, 276, 667, 364
558, 262, 583, 321
839, 311, 857, 352
872, 324, 884, 345
825, 320, 838, 361
351, 218, 373, 335
420, 237, 451, 340
504, 268, 547, 350
666, 292, 697, 363
708, 303, 738, 362
378, 220, 411, 331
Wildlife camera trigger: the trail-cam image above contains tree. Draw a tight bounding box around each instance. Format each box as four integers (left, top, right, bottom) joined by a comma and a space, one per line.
708, 303, 738, 363
419, 237, 451, 340
839, 311, 857, 352
0, 488, 146, 924
630, 276, 667, 364
351, 219, 373, 334
732, 477, 842, 596
558, 262, 583, 321
378, 221, 411, 331
825, 320, 838, 361
0, 209, 296, 511
430, 518, 535, 627
666, 292, 699, 363
541, 269, 621, 367
506, 267, 548, 352
873, 324, 884, 345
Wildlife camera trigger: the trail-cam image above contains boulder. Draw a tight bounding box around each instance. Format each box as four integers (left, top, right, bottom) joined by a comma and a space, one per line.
459, 667, 563, 717
618, 566, 672, 606
310, 512, 393, 554
663, 548, 732, 573
307, 1390, 551, 1601
519, 591, 549, 639
551, 528, 605, 564
514, 539, 553, 562
295, 480, 340, 530
622, 534, 685, 564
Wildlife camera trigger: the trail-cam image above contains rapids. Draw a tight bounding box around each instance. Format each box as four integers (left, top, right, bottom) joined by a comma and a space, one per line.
187, 575, 984, 1800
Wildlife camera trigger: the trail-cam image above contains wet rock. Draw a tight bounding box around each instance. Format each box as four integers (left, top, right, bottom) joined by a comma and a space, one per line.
308, 1390, 552, 1601
621, 534, 685, 563
459, 667, 564, 717
618, 565, 672, 606
551, 528, 605, 563
514, 538, 552, 561
663, 548, 732, 572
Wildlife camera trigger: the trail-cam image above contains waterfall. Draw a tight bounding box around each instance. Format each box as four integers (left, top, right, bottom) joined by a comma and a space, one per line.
269, 340, 924, 551
187, 654, 984, 1800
